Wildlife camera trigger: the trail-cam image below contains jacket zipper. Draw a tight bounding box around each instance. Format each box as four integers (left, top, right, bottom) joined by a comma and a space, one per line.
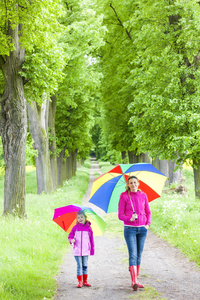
81, 231, 83, 256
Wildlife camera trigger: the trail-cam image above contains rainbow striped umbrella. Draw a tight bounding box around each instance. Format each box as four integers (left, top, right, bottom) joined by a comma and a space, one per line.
53, 204, 106, 236
89, 163, 167, 213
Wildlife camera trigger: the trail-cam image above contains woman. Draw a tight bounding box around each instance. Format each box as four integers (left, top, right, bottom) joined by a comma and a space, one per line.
118, 175, 151, 291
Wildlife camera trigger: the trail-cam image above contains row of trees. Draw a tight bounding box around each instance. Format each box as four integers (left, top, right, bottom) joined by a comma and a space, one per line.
0, 0, 105, 216
1, 0, 200, 218
93, 0, 200, 196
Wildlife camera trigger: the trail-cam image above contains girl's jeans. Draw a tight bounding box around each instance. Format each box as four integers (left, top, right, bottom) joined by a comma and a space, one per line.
124, 226, 147, 266
74, 256, 88, 275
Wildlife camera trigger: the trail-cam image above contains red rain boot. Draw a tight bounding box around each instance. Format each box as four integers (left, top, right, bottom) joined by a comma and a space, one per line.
77, 275, 83, 288
129, 266, 139, 291
83, 274, 91, 287
137, 265, 144, 288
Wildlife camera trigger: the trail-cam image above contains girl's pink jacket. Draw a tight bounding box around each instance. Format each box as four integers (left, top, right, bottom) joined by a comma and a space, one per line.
68, 222, 95, 256
118, 191, 151, 227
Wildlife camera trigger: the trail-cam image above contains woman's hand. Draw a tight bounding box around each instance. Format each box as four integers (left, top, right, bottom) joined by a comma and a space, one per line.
144, 225, 149, 230
130, 214, 138, 222
70, 239, 75, 245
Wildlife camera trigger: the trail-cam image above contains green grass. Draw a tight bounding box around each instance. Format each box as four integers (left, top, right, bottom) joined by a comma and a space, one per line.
0, 160, 90, 300
104, 212, 124, 237
94, 170, 101, 178
81, 160, 91, 169
127, 286, 165, 300
25, 166, 37, 194
150, 167, 200, 266
98, 161, 115, 173
1, 159, 199, 299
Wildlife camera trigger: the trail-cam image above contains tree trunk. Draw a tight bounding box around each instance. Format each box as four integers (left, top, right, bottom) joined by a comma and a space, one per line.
71, 149, 78, 176
152, 159, 182, 186
67, 152, 75, 179
168, 160, 182, 185
133, 154, 140, 163
142, 153, 151, 163
128, 151, 139, 163
57, 147, 72, 185
128, 151, 134, 163
0, 23, 27, 217
121, 151, 126, 162
66, 153, 72, 180
152, 157, 160, 169
57, 148, 65, 186
193, 160, 200, 198
129, 152, 152, 163
49, 95, 58, 189
159, 159, 169, 186
27, 100, 53, 194
57, 149, 78, 185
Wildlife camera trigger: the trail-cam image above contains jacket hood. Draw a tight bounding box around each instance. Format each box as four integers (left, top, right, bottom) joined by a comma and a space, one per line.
84, 221, 91, 227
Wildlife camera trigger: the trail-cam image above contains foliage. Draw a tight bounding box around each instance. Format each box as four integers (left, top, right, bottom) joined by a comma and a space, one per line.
0, 0, 66, 103
91, 0, 200, 171
55, 0, 106, 159
150, 167, 200, 266
126, 0, 200, 166
22, 46, 65, 103
93, 0, 140, 159
98, 160, 115, 173
0, 134, 37, 171
26, 132, 38, 166
0, 0, 63, 52
0, 162, 90, 299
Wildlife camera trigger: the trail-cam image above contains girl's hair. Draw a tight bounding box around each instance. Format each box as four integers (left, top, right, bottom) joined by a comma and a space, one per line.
76, 209, 88, 224
125, 176, 139, 192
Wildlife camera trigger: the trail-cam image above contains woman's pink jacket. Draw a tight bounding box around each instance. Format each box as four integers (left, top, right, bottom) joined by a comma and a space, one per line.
68, 222, 95, 256
118, 191, 151, 227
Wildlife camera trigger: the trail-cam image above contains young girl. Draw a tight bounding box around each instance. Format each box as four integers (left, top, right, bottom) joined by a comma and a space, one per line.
68, 210, 94, 288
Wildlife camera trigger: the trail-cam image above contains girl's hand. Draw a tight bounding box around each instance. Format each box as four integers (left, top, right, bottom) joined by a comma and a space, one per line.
70, 239, 75, 245
130, 214, 138, 222
144, 225, 149, 230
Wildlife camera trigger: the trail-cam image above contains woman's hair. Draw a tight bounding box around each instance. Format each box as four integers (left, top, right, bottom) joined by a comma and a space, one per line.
76, 209, 88, 224
125, 176, 139, 192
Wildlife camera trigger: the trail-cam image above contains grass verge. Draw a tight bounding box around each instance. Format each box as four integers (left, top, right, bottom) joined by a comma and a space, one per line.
150, 167, 200, 266
0, 160, 90, 300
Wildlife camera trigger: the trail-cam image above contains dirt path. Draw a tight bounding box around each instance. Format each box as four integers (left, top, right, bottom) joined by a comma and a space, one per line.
55, 159, 200, 300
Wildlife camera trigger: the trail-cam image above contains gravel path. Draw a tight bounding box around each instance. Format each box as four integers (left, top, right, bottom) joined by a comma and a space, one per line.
55, 159, 200, 300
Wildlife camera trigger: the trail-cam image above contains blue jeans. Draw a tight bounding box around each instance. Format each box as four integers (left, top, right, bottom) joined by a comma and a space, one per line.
124, 226, 147, 266
74, 256, 89, 275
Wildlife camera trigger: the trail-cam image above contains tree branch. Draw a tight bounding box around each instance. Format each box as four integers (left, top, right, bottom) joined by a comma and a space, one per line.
65, 2, 69, 10
0, 55, 5, 69
109, 3, 132, 40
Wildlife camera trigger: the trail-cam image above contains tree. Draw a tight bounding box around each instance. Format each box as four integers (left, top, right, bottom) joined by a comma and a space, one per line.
25, 45, 65, 194
94, 0, 143, 163
126, 0, 200, 195
55, 0, 105, 185
0, 0, 64, 215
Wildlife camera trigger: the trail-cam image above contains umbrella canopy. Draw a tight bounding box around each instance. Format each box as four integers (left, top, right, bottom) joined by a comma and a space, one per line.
89, 163, 167, 213
53, 204, 106, 236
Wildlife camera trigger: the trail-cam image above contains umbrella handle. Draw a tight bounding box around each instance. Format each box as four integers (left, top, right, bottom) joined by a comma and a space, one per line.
128, 191, 137, 218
